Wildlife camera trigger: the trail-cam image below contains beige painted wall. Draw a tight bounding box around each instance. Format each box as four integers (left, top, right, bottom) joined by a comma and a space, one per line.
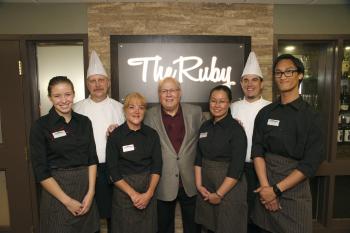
274, 4, 350, 35
0, 3, 87, 34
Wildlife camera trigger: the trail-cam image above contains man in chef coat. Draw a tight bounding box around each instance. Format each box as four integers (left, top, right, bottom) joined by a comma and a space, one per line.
230, 51, 271, 233
74, 50, 125, 233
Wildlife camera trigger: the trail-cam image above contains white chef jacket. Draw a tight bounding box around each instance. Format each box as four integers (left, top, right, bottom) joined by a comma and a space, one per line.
230, 97, 271, 163
74, 96, 125, 163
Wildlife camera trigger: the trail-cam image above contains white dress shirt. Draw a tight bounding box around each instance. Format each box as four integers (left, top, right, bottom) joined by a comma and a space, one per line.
74, 96, 125, 163
230, 97, 271, 162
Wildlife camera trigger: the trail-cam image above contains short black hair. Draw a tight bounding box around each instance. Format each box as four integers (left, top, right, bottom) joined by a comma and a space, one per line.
48, 76, 75, 97
209, 85, 232, 103
273, 54, 305, 75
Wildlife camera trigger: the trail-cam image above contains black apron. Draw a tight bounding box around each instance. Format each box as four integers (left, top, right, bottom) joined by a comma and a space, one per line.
195, 159, 247, 233
251, 153, 312, 233
111, 172, 157, 233
40, 166, 100, 233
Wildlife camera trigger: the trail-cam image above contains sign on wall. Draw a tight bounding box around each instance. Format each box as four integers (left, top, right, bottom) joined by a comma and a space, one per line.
111, 35, 251, 108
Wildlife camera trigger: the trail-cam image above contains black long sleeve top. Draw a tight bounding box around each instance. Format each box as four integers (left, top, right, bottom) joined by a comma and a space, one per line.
106, 122, 162, 182
30, 107, 99, 182
195, 114, 247, 179
251, 97, 325, 178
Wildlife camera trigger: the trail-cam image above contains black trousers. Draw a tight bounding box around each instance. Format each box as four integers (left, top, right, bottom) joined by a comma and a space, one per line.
95, 163, 113, 233
245, 162, 262, 233
157, 187, 201, 233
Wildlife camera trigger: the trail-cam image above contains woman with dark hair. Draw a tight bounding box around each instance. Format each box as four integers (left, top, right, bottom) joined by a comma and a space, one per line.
195, 85, 248, 233
106, 92, 162, 233
30, 76, 99, 233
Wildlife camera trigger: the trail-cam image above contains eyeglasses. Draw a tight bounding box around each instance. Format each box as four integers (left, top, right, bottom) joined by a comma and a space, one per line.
159, 89, 180, 95
210, 99, 229, 105
274, 69, 298, 78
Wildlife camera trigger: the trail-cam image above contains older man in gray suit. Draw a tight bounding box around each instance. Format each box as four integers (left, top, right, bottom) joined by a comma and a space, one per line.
144, 77, 203, 233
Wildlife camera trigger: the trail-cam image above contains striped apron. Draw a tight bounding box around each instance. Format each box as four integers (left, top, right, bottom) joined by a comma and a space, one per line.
195, 159, 248, 233
251, 153, 312, 233
40, 166, 100, 233
111, 172, 157, 233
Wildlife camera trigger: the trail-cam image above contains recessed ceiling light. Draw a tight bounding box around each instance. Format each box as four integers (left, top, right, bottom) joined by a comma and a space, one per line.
285, 46, 295, 52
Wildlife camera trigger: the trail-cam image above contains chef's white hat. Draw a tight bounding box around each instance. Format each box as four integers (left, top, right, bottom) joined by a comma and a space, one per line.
241, 51, 263, 79
87, 50, 108, 78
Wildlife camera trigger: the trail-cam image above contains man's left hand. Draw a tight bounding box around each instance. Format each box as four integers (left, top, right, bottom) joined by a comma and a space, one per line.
106, 124, 119, 136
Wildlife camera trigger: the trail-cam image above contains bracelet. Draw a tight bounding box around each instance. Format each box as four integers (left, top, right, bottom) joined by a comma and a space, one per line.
272, 184, 282, 197
215, 191, 223, 199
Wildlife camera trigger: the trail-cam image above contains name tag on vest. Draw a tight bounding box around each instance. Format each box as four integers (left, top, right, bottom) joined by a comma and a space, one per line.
52, 130, 67, 139
123, 144, 135, 152
267, 119, 280, 127
200, 132, 208, 138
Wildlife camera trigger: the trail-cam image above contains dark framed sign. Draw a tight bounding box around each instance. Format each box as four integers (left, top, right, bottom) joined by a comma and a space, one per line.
110, 35, 251, 110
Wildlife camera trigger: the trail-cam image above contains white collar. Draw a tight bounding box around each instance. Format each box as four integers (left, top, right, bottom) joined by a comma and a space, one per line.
88, 95, 110, 104
243, 96, 264, 105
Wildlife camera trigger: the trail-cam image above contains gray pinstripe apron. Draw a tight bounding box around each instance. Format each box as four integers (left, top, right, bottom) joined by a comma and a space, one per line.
251, 153, 312, 233
111, 172, 157, 233
40, 166, 100, 233
195, 159, 248, 233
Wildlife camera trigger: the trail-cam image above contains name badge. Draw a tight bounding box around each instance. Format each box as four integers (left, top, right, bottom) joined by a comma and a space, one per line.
267, 119, 280, 127
52, 130, 67, 139
122, 144, 135, 152
199, 132, 208, 138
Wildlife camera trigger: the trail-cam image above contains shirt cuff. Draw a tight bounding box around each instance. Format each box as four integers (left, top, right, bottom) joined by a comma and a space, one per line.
296, 164, 316, 178
36, 172, 52, 183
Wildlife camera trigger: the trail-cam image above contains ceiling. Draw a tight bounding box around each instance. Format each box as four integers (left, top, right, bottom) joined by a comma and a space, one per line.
1, 0, 350, 4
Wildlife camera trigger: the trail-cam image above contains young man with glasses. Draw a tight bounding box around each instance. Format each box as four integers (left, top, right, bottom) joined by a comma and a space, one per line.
230, 52, 270, 233
144, 77, 204, 233
250, 54, 325, 233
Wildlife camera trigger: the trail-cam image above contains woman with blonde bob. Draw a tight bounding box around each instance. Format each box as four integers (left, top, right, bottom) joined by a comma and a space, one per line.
106, 92, 162, 233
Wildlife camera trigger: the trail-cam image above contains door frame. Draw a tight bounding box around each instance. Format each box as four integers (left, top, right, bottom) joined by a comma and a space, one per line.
0, 34, 88, 233
0, 38, 32, 233
274, 34, 350, 233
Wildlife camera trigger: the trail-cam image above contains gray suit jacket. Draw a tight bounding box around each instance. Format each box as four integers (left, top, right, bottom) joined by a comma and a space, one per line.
144, 103, 204, 201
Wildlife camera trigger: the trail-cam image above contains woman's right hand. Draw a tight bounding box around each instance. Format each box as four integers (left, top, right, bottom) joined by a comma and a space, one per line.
130, 192, 142, 206
64, 198, 83, 216
208, 192, 221, 205
197, 186, 210, 200
134, 192, 153, 209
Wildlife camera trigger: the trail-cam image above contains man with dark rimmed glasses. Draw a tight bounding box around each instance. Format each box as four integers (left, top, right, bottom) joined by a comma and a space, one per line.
250, 54, 325, 233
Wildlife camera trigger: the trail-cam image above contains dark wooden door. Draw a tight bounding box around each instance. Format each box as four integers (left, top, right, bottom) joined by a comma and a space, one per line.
0, 40, 33, 233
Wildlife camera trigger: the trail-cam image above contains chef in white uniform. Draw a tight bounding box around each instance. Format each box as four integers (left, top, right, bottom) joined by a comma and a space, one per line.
74, 50, 124, 233
230, 51, 270, 233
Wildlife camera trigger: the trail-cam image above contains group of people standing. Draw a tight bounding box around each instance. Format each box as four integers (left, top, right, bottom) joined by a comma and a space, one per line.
30, 50, 325, 233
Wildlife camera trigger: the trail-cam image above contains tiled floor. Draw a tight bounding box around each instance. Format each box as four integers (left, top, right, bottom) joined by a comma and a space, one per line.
100, 204, 183, 233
